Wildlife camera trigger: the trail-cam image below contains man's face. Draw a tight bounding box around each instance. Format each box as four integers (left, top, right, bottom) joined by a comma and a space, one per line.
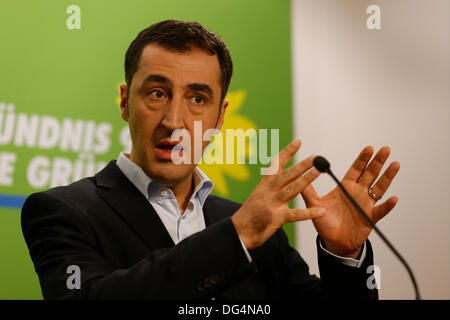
120, 43, 228, 186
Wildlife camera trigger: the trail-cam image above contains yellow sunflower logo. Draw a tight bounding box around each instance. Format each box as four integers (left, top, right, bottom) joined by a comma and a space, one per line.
116, 82, 123, 108
198, 90, 257, 196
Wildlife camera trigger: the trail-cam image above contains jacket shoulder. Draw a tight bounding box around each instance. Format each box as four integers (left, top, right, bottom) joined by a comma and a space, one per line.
22, 160, 120, 210
24, 176, 98, 208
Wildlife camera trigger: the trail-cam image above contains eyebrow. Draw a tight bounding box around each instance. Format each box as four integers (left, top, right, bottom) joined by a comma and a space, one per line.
142, 74, 172, 86
187, 83, 214, 99
141, 74, 214, 99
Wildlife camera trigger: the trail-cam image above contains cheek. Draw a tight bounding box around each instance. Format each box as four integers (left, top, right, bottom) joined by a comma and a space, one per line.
186, 114, 218, 140
201, 107, 221, 127
129, 107, 159, 143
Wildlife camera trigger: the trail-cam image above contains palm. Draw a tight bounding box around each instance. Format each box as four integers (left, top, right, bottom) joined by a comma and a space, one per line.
301, 146, 400, 256
306, 180, 374, 252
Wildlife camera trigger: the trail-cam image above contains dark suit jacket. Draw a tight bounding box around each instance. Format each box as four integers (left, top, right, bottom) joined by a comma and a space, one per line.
21, 160, 378, 300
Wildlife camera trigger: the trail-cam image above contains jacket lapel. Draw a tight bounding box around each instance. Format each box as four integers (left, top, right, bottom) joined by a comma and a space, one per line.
95, 161, 175, 250
203, 196, 233, 227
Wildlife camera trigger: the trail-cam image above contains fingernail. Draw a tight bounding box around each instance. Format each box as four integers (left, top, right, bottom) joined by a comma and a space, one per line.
318, 208, 326, 214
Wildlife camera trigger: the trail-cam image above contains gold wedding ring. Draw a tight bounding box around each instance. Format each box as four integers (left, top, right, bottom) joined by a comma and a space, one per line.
368, 187, 381, 201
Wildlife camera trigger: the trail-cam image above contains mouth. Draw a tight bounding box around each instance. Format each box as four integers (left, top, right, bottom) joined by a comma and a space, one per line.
155, 139, 183, 160
156, 139, 180, 150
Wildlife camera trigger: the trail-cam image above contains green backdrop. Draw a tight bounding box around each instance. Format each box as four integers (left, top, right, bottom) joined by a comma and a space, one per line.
0, 0, 293, 299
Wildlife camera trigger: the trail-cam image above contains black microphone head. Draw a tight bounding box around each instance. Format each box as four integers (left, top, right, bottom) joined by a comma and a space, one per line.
313, 156, 330, 173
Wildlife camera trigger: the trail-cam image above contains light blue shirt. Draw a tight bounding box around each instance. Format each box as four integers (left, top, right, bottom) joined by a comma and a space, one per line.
116, 152, 366, 268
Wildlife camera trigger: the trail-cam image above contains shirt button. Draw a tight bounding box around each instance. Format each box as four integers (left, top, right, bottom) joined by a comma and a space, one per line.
160, 190, 168, 197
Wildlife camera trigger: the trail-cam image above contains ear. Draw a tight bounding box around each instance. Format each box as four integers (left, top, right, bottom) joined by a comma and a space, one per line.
215, 99, 229, 131
120, 83, 129, 122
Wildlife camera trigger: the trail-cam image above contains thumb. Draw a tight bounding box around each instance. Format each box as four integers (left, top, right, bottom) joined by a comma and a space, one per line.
288, 207, 326, 223
300, 184, 319, 207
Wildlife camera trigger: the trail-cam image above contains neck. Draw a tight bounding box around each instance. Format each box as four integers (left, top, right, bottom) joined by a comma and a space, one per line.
126, 152, 195, 214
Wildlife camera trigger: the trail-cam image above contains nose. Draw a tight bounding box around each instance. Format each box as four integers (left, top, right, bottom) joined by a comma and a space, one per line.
161, 98, 185, 133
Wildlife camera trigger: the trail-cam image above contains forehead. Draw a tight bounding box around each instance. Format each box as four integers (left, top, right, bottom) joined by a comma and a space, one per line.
134, 43, 221, 89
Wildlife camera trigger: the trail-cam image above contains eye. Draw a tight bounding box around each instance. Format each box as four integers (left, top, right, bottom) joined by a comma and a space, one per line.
191, 95, 205, 105
149, 90, 165, 100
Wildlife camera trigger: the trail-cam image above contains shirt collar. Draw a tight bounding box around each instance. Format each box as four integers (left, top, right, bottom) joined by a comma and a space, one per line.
116, 152, 214, 206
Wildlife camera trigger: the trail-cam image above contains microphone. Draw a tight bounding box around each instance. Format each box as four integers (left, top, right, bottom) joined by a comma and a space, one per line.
313, 156, 421, 300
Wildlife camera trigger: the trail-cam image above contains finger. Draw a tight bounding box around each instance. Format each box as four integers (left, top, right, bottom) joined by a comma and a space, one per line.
287, 207, 326, 223
370, 161, 400, 200
272, 154, 316, 189
343, 146, 374, 182
359, 147, 391, 187
268, 139, 302, 175
278, 168, 321, 202
372, 196, 398, 223
301, 184, 319, 207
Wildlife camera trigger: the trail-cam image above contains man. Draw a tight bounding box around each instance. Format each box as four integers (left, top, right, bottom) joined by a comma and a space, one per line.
21, 20, 400, 299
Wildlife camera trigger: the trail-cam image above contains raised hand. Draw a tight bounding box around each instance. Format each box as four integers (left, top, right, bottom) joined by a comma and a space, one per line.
231, 139, 326, 250
301, 146, 400, 258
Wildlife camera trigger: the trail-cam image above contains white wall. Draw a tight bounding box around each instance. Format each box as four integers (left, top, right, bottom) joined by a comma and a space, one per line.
291, 0, 449, 299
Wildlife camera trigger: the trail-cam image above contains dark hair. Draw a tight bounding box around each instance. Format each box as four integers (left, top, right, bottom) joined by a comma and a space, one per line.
125, 20, 233, 102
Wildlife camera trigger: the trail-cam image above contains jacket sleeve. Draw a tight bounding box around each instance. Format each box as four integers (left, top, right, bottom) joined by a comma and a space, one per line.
316, 236, 378, 299
21, 192, 256, 300
277, 229, 378, 299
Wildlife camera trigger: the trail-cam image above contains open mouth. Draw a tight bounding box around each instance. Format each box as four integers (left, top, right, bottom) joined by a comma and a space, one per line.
156, 144, 175, 151
154, 139, 183, 160
155, 140, 180, 151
